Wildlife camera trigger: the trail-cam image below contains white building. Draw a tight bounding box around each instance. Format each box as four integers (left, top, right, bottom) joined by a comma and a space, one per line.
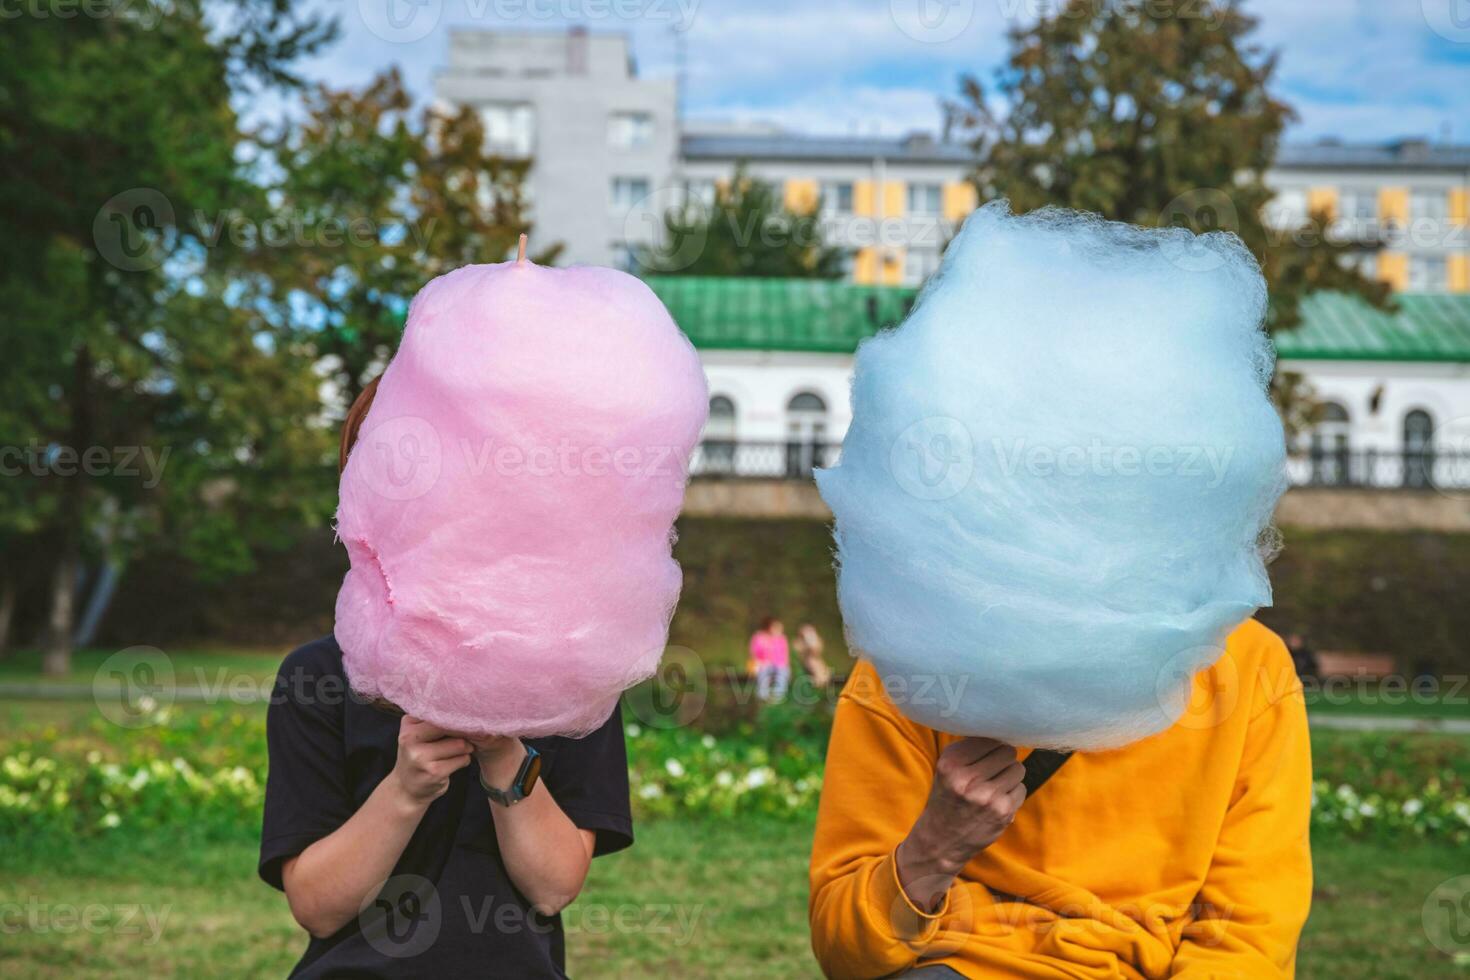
648, 280, 1470, 490
436, 28, 1470, 484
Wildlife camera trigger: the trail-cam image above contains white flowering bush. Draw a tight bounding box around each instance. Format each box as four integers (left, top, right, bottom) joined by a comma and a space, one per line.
2, 705, 1466, 840
0, 749, 263, 838
624, 723, 823, 819
1311, 779, 1470, 842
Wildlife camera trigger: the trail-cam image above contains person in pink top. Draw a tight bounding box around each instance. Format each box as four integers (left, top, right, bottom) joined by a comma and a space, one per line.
748, 616, 790, 702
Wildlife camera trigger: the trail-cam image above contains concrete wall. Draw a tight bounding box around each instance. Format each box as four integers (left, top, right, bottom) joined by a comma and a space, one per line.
685, 478, 1470, 532
1276, 487, 1470, 532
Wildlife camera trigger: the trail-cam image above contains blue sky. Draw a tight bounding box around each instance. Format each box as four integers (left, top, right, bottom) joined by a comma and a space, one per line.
289, 0, 1470, 143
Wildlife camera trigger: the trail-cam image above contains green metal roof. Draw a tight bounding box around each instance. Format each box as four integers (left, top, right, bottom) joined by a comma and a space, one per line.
645, 276, 1470, 364
1281, 292, 1470, 362
646, 277, 915, 354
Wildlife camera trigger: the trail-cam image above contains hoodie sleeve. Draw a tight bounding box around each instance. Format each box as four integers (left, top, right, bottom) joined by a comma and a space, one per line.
808, 663, 979, 978
1169, 639, 1313, 978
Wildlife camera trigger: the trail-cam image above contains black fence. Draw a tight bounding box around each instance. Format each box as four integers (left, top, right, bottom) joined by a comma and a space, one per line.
691, 441, 1470, 491
690, 440, 841, 479
1285, 449, 1470, 490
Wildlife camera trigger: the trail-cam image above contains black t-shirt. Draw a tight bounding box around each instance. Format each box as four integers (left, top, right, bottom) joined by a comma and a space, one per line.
259, 635, 633, 979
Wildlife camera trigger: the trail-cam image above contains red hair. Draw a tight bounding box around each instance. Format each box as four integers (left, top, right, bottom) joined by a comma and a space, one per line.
338, 375, 382, 475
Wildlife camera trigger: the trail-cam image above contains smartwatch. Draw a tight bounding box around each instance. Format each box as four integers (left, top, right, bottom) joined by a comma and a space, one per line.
479, 744, 542, 806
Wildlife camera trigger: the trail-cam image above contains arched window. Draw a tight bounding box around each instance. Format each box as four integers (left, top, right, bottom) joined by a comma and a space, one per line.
703, 395, 737, 475
785, 392, 828, 477
1310, 402, 1352, 486
1403, 408, 1434, 489
787, 392, 827, 414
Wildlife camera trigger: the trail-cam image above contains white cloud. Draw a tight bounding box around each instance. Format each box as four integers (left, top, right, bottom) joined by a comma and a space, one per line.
690, 84, 953, 137
281, 0, 1469, 144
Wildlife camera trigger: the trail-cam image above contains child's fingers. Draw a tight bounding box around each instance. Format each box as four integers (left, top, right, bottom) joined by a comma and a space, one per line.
401, 716, 453, 742
420, 737, 473, 760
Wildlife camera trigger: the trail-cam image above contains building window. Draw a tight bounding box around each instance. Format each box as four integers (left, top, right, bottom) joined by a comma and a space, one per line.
610, 242, 640, 273
1344, 251, 1377, 279
1310, 401, 1352, 486
683, 179, 716, 209
1409, 255, 1448, 291
1411, 189, 1448, 222
785, 392, 828, 477
703, 395, 737, 475
480, 103, 535, 157
608, 112, 654, 150
820, 181, 854, 215
907, 183, 941, 215
1338, 187, 1377, 222
903, 249, 941, 285
611, 177, 651, 213
1265, 189, 1307, 229
1403, 408, 1435, 488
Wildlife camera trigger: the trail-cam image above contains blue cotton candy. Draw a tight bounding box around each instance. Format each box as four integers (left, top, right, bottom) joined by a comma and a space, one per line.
816, 202, 1287, 751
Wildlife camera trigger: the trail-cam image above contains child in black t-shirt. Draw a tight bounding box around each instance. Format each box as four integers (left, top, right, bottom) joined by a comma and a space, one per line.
259, 379, 633, 979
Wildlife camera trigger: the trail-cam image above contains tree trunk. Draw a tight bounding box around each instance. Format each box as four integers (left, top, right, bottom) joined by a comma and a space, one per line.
42, 543, 79, 676
0, 573, 15, 658
44, 341, 93, 677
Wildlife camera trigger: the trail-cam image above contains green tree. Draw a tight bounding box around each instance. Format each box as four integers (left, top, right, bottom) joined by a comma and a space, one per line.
949, 0, 1388, 414
254, 70, 554, 407
645, 167, 846, 278
0, 2, 337, 671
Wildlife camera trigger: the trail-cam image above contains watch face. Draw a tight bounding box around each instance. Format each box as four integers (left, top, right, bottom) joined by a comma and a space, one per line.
520, 751, 543, 795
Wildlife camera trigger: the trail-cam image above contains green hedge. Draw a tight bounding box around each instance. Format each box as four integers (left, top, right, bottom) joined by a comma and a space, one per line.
95, 521, 1470, 672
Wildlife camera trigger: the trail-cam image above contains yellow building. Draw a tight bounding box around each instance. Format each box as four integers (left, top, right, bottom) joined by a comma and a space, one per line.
680, 132, 1470, 292
679, 131, 979, 287
1269, 139, 1470, 293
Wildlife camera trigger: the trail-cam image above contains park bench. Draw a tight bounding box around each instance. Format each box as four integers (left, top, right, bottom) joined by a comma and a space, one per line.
1314, 651, 1397, 679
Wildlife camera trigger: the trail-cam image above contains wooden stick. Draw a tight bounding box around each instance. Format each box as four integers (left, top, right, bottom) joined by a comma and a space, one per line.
516, 233, 528, 264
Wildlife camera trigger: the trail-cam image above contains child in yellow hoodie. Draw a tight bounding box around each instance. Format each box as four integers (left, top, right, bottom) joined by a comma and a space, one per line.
808, 619, 1311, 979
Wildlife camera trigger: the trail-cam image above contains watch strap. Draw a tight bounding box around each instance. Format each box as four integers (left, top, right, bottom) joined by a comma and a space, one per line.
479, 744, 540, 806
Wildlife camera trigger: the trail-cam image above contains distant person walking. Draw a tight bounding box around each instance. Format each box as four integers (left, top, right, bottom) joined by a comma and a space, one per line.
1286, 631, 1319, 680
749, 617, 790, 702
794, 623, 831, 688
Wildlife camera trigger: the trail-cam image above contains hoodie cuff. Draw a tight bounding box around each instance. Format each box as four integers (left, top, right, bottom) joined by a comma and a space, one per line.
869, 848, 949, 945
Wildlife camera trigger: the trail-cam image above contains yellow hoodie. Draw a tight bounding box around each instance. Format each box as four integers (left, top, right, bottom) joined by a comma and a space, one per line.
808, 619, 1311, 979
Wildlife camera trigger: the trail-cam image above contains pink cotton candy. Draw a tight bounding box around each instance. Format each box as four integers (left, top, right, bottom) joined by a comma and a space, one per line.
333, 260, 708, 738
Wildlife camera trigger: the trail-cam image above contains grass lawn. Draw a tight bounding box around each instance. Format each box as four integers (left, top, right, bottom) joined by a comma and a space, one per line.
0, 647, 282, 691
7, 647, 1470, 723
0, 819, 1465, 978
3, 660, 1469, 977
1305, 685, 1470, 720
